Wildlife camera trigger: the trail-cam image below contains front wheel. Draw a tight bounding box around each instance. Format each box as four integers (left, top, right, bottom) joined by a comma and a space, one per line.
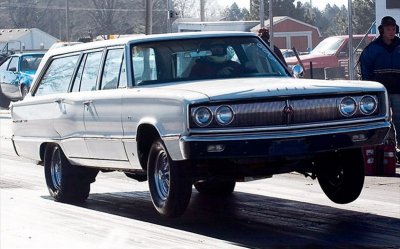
147, 139, 192, 217
44, 144, 98, 203
317, 149, 365, 204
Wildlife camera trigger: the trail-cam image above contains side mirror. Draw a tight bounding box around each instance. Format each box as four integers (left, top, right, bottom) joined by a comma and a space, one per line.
9, 67, 16, 72
292, 64, 304, 78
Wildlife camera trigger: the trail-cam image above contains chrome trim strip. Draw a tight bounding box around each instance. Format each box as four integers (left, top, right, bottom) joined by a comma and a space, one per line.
183, 121, 390, 142
188, 117, 388, 134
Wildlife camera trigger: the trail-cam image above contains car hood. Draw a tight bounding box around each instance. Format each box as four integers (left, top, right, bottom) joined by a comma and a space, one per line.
150, 77, 384, 102
286, 53, 334, 65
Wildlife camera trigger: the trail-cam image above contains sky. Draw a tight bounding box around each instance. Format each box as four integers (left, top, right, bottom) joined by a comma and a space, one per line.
216, 0, 349, 11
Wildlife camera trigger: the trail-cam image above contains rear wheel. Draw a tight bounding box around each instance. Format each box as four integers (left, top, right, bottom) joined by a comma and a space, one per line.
194, 178, 236, 196
44, 144, 98, 203
317, 149, 364, 204
147, 139, 192, 217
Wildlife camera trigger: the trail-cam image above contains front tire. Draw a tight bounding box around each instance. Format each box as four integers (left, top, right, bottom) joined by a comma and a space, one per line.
317, 149, 365, 204
44, 144, 98, 203
147, 139, 192, 217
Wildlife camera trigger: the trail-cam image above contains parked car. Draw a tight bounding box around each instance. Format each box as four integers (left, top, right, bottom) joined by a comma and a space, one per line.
286, 35, 375, 79
0, 52, 44, 103
11, 32, 390, 217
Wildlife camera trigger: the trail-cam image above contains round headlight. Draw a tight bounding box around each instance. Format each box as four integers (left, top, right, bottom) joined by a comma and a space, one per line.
216, 105, 234, 125
360, 95, 377, 115
339, 97, 357, 117
193, 107, 212, 127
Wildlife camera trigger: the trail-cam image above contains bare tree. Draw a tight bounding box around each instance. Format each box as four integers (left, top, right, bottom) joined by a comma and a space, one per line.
89, 0, 119, 37
173, 0, 197, 18
7, 0, 54, 28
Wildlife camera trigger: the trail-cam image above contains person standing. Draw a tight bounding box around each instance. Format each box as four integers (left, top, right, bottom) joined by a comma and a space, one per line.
360, 16, 400, 158
258, 28, 287, 66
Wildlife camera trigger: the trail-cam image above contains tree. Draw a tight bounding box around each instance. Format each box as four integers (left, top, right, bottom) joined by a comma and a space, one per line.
223, 3, 244, 21
249, 0, 302, 21
326, 5, 348, 36
7, 0, 54, 28
352, 0, 375, 34
173, 0, 197, 18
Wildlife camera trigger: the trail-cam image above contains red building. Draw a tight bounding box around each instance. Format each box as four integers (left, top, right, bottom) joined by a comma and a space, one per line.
251, 16, 322, 52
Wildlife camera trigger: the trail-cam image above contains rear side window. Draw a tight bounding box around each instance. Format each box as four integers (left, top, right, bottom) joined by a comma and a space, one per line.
101, 49, 124, 90
35, 55, 79, 96
79, 51, 103, 92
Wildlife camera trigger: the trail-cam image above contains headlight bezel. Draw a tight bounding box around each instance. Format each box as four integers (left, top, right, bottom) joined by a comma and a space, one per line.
339, 96, 357, 117
192, 106, 213, 127
359, 95, 378, 115
215, 105, 234, 125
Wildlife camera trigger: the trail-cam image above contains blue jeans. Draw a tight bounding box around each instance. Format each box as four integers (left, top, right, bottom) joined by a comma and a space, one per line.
389, 94, 400, 150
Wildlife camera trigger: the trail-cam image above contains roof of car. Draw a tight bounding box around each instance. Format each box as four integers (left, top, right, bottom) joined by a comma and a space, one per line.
46, 31, 258, 57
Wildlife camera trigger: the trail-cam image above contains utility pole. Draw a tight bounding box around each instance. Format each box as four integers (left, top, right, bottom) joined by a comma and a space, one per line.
269, 0, 274, 49
348, 0, 354, 80
260, 0, 264, 27
167, 0, 172, 33
200, 0, 205, 22
146, 0, 153, 35
65, 0, 69, 42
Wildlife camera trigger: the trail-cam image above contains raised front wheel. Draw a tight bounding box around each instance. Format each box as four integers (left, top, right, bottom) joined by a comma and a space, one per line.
317, 149, 365, 204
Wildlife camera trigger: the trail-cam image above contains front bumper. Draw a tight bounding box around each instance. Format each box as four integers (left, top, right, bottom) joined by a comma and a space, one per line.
178, 121, 390, 160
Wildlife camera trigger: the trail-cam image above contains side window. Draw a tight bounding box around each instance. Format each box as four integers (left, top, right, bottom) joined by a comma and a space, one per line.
0, 57, 11, 71
71, 54, 87, 92
35, 55, 79, 96
101, 49, 124, 90
132, 47, 157, 84
79, 51, 103, 92
8, 57, 18, 71
119, 55, 127, 88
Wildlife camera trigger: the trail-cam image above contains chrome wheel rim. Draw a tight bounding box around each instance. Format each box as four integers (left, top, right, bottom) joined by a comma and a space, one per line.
154, 150, 170, 201
50, 149, 62, 190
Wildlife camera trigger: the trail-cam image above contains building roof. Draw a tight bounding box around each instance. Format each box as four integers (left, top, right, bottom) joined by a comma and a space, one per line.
0, 28, 58, 43
250, 16, 322, 37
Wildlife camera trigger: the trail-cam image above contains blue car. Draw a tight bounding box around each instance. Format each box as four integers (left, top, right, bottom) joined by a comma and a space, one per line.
0, 53, 44, 103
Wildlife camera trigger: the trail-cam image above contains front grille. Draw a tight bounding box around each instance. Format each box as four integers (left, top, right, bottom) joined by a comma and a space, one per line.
190, 94, 381, 129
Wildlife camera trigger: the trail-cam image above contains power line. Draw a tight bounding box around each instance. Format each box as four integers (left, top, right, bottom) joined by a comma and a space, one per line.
0, 3, 166, 12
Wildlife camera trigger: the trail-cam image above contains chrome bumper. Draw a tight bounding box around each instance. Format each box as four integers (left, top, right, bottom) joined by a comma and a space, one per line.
172, 121, 390, 160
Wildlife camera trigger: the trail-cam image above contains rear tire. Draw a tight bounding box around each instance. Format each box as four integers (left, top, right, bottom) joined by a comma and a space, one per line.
147, 139, 192, 217
317, 149, 364, 204
194, 178, 236, 196
44, 144, 98, 203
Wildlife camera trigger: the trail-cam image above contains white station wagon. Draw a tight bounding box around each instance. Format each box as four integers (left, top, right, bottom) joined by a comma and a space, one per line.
11, 32, 390, 217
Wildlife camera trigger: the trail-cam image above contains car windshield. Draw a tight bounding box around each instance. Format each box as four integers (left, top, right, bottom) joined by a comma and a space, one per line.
20, 54, 44, 72
130, 37, 289, 85
310, 37, 345, 55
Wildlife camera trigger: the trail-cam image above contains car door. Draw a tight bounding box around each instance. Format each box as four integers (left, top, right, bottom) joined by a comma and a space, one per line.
82, 49, 128, 164
0, 56, 20, 100
13, 54, 87, 160
52, 54, 89, 160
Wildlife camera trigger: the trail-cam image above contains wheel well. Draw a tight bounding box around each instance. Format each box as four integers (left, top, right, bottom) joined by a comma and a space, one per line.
40, 142, 55, 164
137, 124, 160, 169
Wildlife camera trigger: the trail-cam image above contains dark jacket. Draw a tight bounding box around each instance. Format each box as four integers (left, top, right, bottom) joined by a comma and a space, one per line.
360, 36, 400, 94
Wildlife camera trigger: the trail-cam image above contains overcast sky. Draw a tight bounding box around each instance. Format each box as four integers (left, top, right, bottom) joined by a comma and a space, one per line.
215, 0, 349, 11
